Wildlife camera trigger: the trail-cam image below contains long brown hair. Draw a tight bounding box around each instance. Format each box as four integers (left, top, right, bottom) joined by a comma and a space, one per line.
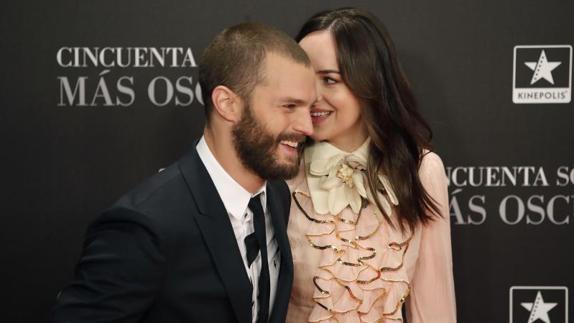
296, 8, 441, 232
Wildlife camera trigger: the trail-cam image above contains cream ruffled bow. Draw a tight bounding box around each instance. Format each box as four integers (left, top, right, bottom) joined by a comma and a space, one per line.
305, 139, 399, 215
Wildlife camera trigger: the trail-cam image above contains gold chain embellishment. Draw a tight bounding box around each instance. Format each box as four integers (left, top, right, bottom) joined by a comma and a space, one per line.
311, 276, 363, 318
313, 276, 330, 296
338, 215, 357, 225
317, 260, 382, 286
335, 210, 381, 242
293, 189, 411, 322
314, 276, 362, 303
356, 281, 410, 322
294, 191, 379, 265
306, 236, 344, 252
337, 258, 363, 267
312, 271, 407, 322
306, 226, 336, 237
380, 238, 411, 273
338, 206, 360, 225
388, 237, 411, 251
293, 191, 335, 224
315, 235, 377, 267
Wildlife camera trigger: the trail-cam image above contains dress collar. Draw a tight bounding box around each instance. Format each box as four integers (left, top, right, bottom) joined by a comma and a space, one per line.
304, 138, 398, 216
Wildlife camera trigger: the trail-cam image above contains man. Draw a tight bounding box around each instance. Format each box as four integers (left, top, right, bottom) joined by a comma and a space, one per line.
51, 22, 316, 323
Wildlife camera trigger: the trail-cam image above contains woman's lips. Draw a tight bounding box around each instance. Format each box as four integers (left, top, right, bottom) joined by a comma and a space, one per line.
310, 110, 332, 125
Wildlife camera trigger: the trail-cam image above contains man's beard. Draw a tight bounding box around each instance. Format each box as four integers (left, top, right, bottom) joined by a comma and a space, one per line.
232, 105, 304, 180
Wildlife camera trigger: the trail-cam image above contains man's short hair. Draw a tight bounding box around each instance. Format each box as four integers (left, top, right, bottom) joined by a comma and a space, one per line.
199, 22, 311, 122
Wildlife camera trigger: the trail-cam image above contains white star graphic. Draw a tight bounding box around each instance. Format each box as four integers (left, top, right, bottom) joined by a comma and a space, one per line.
524, 50, 562, 85
521, 291, 558, 323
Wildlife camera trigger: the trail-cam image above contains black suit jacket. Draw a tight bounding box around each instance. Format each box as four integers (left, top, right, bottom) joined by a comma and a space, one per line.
51, 147, 294, 323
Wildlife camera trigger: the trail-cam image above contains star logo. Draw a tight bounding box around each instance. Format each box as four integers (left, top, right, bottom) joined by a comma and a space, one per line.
520, 291, 557, 323
510, 286, 568, 323
512, 45, 572, 104
524, 50, 562, 85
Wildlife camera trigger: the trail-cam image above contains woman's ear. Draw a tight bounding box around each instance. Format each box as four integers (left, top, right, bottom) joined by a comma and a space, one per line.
211, 85, 242, 123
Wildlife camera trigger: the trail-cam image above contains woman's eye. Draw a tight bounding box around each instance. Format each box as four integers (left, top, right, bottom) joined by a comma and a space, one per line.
283, 103, 296, 109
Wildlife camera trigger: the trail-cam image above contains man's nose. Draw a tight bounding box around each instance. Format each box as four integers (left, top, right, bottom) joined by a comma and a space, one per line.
292, 108, 314, 137
315, 83, 323, 102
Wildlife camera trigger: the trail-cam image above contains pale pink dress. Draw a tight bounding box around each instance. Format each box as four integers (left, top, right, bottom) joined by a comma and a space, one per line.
286, 143, 456, 323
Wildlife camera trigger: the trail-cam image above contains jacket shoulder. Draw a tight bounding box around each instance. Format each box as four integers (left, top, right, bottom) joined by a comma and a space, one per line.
95, 161, 198, 243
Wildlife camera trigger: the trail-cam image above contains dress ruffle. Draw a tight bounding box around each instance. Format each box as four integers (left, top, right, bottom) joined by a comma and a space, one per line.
293, 191, 412, 322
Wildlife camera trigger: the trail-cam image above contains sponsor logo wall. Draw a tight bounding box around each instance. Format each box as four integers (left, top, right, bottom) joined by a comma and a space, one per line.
56, 47, 203, 108
447, 166, 573, 226
1, 1, 572, 322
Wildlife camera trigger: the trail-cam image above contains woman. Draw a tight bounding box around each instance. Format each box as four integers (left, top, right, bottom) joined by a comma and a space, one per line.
286, 8, 456, 323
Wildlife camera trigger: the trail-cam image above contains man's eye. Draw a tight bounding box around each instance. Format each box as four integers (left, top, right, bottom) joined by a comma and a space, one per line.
283, 104, 296, 109
323, 77, 337, 85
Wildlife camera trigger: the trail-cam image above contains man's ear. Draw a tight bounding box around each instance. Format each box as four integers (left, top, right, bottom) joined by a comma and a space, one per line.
211, 85, 242, 123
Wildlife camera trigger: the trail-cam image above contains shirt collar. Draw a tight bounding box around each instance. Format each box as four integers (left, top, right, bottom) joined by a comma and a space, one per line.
196, 136, 267, 219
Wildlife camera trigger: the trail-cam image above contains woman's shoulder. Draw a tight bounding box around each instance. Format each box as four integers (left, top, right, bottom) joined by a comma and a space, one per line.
419, 149, 446, 173
418, 150, 448, 184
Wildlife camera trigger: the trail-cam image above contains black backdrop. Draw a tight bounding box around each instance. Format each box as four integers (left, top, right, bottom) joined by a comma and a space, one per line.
1, 0, 573, 322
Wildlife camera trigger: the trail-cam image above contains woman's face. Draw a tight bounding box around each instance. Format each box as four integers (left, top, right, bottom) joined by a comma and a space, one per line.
299, 30, 368, 152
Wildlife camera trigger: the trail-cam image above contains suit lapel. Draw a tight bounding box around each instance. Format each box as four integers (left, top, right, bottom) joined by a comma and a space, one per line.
266, 181, 294, 323
179, 148, 252, 323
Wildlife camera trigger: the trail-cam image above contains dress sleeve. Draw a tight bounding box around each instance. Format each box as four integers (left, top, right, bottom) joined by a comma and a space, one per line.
405, 152, 457, 323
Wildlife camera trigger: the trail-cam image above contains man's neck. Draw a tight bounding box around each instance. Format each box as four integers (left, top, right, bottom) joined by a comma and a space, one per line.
203, 128, 265, 194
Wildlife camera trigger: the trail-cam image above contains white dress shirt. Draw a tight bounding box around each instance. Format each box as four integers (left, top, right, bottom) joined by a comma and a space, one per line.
196, 136, 280, 322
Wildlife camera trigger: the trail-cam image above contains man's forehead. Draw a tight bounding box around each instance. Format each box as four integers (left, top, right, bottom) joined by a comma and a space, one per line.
252, 52, 315, 101
253, 77, 316, 106
262, 52, 310, 71
262, 56, 312, 82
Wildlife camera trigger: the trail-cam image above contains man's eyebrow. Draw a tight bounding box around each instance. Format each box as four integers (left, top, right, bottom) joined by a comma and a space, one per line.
280, 97, 305, 103
278, 97, 313, 105
317, 69, 340, 74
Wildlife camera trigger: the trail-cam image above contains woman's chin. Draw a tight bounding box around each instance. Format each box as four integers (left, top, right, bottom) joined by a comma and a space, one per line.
309, 129, 332, 143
